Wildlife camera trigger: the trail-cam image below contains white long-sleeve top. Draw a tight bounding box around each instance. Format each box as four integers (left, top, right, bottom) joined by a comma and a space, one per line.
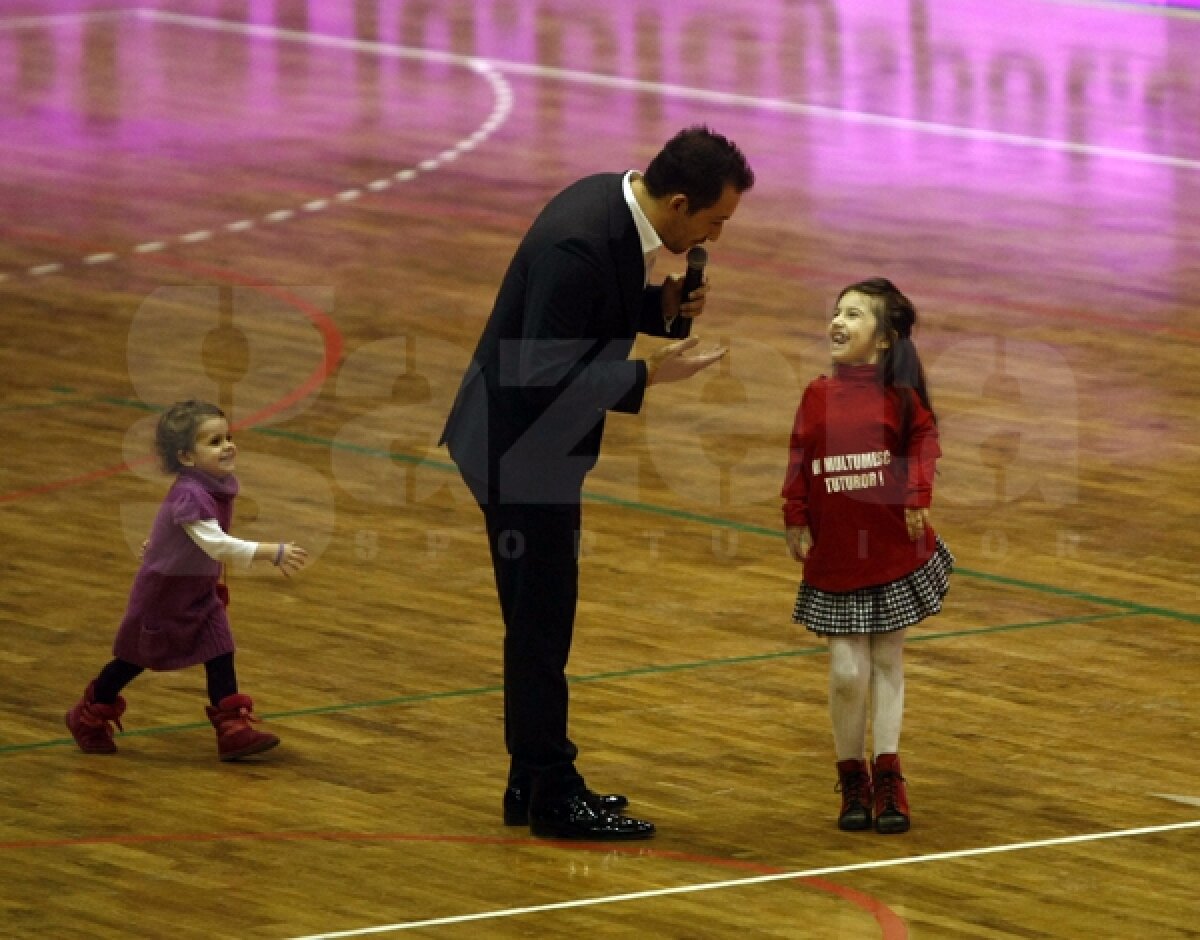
182, 519, 259, 569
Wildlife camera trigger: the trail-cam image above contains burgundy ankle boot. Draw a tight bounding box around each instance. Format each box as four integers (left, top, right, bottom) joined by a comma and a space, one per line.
835, 758, 873, 831
65, 681, 127, 754
873, 753, 910, 834
205, 694, 280, 761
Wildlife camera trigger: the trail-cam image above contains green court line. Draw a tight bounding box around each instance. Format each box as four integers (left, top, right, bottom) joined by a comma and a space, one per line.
1, 393, 1195, 756
0, 386, 88, 414
7, 392, 1199, 627
251, 421, 1199, 624
0, 610, 1134, 756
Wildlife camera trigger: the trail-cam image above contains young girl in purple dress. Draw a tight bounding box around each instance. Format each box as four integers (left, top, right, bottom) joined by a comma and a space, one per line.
66, 400, 308, 760
782, 278, 953, 834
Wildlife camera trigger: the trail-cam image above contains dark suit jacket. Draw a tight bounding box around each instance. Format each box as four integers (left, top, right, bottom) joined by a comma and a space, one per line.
440, 173, 691, 504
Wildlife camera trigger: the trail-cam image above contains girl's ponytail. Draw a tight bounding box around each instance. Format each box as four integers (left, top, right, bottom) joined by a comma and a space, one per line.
837, 278, 934, 450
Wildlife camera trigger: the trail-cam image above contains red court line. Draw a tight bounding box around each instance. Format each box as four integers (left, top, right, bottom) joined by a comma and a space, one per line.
0, 828, 906, 937
0, 252, 344, 505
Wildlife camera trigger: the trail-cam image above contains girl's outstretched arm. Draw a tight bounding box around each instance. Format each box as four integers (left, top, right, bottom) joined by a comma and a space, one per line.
183, 521, 309, 575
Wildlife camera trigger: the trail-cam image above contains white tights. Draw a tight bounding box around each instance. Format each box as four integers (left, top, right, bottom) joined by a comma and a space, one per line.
827, 630, 906, 761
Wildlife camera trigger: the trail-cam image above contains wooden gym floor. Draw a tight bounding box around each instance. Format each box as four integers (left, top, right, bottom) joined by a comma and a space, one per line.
1, 0, 1197, 937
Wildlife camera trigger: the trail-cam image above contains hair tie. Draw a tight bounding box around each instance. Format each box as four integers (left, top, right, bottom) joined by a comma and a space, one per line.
274, 544, 285, 566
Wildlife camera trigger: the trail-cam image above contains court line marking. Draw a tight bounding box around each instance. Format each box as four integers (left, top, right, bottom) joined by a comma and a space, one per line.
281, 819, 1200, 938
4, 3, 1199, 172
140, 8, 1200, 174
0, 9, 130, 29
1040, 0, 1200, 19
2, 13, 1193, 935
0, 8, 513, 281
0, 830, 906, 937
1153, 793, 1200, 808
2, 388, 1195, 627
4, 5, 1199, 281
485, 61, 1200, 172
0, 611, 1135, 755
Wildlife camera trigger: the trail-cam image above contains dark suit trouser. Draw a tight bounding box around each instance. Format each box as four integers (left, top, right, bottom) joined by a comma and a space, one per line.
477, 496, 586, 798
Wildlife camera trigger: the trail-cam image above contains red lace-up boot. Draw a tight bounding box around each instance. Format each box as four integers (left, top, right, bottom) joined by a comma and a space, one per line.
835, 758, 873, 831
873, 753, 911, 834
65, 681, 127, 754
205, 694, 280, 761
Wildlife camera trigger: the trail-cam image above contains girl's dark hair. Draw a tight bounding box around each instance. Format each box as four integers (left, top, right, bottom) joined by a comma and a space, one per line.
837, 278, 934, 448
642, 125, 755, 210
155, 400, 225, 473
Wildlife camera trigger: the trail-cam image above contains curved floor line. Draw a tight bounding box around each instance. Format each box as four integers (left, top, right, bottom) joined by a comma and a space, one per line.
0, 256, 344, 505
1, 9, 513, 281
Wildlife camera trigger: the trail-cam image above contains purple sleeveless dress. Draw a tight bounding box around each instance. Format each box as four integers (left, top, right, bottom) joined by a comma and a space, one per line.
112, 469, 238, 669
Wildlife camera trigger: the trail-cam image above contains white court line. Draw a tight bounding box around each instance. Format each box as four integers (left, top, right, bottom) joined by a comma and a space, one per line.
4, 3, 1198, 284
1039, 0, 1200, 19
0, 8, 513, 282
0, 9, 133, 30
137, 8, 1200, 174
284, 818, 1200, 939
1153, 793, 1200, 808
487, 61, 1200, 173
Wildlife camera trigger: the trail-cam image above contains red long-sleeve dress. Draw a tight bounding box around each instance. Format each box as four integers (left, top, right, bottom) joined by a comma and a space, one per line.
781, 363, 953, 633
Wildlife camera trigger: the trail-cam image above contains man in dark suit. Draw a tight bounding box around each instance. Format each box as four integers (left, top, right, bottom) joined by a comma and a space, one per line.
441, 126, 754, 840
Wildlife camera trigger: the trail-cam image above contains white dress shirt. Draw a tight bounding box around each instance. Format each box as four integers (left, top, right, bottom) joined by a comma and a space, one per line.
622, 170, 662, 286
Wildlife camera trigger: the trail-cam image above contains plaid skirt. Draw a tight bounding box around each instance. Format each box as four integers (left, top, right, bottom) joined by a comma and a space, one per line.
792, 537, 954, 636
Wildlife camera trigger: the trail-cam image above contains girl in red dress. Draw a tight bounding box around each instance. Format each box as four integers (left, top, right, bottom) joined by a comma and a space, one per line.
782, 279, 953, 834
66, 400, 308, 760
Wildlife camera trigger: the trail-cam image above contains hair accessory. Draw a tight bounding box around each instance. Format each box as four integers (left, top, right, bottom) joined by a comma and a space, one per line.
274, 544, 285, 566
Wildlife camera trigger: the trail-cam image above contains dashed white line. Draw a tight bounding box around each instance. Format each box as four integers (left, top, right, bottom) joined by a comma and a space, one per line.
5, 13, 514, 283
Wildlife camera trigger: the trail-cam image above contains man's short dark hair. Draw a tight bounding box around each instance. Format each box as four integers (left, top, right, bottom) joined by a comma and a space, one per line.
643, 126, 755, 211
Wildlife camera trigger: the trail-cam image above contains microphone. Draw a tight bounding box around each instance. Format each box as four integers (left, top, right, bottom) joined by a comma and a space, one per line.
681, 245, 708, 302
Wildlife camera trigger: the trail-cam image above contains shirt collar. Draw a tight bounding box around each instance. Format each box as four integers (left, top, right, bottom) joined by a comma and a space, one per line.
622, 170, 662, 260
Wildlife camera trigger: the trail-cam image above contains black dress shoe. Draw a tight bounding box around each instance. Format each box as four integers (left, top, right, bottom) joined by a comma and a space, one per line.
503, 785, 628, 826
528, 793, 655, 840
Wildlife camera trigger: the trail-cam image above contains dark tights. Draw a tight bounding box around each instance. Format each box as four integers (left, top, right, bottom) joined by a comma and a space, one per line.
92, 652, 238, 707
